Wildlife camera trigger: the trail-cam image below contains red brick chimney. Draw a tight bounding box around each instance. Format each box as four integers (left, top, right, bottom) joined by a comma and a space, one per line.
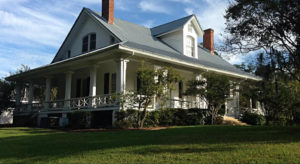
102, 0, 114, 24
203, 29, 214, 54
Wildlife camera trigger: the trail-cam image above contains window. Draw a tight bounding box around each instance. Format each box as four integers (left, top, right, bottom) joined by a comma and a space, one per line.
111, 73, 116, 93
104, 73, 110, 94
90, 33, 96, 51
82, 35, 89, 53
179, 81, 183, 98
185, 36, 195, 57
137, 76, 141, 92
110, 36, 115, 44
67, 50, 71, 58
76, 79, 81, 97
82, 33, 96, 53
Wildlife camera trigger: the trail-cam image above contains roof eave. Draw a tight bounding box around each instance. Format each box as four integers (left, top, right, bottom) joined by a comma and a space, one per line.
118, 45, 262, 81
6, 43, 121, 81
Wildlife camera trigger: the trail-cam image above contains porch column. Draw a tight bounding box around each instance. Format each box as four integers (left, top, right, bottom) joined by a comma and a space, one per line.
27, 83, 34, 111
64, 72, 73, 109
115, 59, 129, 93
45, 77, 52, 109
89, 66, 97, 106
15, 82, 21, 111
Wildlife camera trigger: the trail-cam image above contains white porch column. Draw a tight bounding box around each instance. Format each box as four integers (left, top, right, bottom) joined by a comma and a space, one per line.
27, 83, 34, 111
64, 72, 73, 109
45, 77, 52, 109
89, 66, 97, 106
115, 59, 129, 93
89, 66, 97, 97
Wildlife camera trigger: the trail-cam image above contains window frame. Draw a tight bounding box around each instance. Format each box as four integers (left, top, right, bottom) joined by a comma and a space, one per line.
185, 35, 195, 57
82, 33, 97, 53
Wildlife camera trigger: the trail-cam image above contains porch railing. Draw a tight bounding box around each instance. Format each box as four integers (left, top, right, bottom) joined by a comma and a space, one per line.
46, 94, 118, 111
15, 95, 203, 112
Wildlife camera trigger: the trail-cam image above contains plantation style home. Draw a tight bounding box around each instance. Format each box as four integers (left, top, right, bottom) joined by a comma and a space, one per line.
6, 0, 262, 127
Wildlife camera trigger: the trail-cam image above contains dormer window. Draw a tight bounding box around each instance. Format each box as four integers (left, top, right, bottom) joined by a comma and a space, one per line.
186, 36, 195, 57
82, 33, 96, 53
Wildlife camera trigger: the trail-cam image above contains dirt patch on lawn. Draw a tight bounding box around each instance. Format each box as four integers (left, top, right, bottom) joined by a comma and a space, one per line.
222, 116, 248, 126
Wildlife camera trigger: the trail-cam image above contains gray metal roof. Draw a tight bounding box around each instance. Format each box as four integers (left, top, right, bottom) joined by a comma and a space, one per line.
86, 8, 259, 79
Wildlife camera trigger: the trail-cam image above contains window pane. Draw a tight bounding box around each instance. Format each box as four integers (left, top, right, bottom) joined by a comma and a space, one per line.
104, 73, 110, 94
82, 36, 89, 53
186, 36, 194, 57
111, 73, 116, 93
90, 34, 96, 51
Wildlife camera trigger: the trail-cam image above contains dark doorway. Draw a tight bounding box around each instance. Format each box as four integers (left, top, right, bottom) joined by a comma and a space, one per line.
92, 111, 113, 128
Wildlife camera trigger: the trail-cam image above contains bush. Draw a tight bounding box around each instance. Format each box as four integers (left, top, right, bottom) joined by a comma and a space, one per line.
266, 115, 293, 126
144, 111, 160, 127
68, 110, 91, 129
114, 120, 134, 129
241, 112, 266, 125
115, 108, 208, 128
214, 116, 224, 125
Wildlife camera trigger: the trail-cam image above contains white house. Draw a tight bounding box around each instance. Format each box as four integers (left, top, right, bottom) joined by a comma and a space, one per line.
6, 0, 261, 127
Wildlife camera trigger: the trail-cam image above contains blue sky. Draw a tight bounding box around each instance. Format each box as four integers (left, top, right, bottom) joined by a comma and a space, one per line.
0, 0, 247, 78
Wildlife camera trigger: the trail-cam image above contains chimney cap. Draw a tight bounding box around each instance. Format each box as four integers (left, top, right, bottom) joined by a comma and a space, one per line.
204, 28, 214, 32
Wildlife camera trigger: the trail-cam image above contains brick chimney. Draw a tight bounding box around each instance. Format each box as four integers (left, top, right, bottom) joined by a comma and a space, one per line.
102, 0, 114, 24
203, 29, 214, 54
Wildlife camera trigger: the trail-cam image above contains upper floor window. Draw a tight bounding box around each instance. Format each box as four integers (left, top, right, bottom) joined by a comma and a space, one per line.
82, 33, 96, 53
185, 36, 195, 57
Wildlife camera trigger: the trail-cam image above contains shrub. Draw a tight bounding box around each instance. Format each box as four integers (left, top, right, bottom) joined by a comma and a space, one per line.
68, 110, 91, 129
241, 112, 266, 125
114, 120, 134, 129
214, 116, 224, 125
115, 108, 208, 127
144, 111, 160, 127
159, 109, 176, 126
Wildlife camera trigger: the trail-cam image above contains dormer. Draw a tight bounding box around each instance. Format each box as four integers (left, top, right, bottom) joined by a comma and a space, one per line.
151, 15, 203, 59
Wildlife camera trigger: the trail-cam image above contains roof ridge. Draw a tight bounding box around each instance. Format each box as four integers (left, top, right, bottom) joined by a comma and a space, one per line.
151, 14, 194, 30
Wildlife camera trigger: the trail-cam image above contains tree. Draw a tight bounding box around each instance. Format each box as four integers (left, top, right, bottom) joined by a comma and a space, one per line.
223, 0, 300, 81
120, 63, 180, 128
0, 79, 15, 112
236, 54, 300, 125
185, 73, 231, 124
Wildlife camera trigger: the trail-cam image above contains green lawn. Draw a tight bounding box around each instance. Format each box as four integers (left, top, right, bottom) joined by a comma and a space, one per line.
0, 126, 299, 164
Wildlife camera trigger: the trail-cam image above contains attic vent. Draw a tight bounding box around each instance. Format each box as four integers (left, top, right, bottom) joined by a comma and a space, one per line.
110, 36, 115, 44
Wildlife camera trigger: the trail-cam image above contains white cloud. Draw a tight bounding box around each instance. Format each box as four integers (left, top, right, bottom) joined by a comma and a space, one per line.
142, 20, 155, 28
185, 0, 228, 43
139, 1, 171, 14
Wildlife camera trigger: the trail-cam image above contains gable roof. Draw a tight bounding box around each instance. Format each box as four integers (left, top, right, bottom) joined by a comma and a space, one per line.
49, 8, 260, 81
151, 15, 194, 36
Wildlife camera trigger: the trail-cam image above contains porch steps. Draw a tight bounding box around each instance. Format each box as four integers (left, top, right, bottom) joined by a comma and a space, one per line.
222, 116, 248, 126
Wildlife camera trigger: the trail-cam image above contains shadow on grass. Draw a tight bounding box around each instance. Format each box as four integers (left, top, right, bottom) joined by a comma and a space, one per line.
0, 126, 299, 163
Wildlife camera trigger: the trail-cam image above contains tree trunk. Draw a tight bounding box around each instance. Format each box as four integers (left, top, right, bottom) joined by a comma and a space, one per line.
139, 101, 151, 128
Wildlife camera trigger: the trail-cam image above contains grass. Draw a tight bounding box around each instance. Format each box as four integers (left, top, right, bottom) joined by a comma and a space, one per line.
0, 126, 300, 164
